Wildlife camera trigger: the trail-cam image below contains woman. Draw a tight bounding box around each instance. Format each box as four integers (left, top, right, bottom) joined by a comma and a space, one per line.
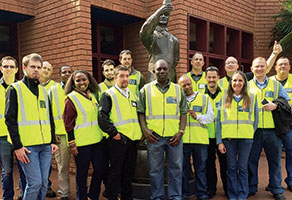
63, 70, 106, 200
217, 71, 258, 200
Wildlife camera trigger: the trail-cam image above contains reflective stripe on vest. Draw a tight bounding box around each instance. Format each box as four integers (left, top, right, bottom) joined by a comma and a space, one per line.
52, 86, 62, 121
0, 85, 8, 137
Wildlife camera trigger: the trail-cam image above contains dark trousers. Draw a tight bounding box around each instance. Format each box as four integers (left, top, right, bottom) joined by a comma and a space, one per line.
74, 141, 107, 200
206, 138, 227, 195
106, 138, 137, 200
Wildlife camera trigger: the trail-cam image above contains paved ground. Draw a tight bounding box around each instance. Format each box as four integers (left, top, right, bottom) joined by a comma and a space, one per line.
1, 153, 292, 200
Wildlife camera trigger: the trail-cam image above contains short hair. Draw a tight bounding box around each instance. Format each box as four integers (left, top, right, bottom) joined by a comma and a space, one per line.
114, 65, 129, 76
0, 56, 18, 68
59, 65, 72, 74
22, 53, 43, 67
206, 66, 220, 76
101, 59, 115, 71
192, 52, 203, 59
252, 57, 266, 66
276, 57, 290, 65
119, 50, 132, 58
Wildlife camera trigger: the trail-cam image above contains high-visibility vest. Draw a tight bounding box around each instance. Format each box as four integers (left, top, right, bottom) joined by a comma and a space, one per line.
145, 82, 181, 137
271, 74, 292, 101
218, 77, 229, 92
106, 87, 142, 140
49, 83, 66, 135
12, 81, 51, 146
220, 93, 256, 139
206, 89, 223, 139
44, 80, 57, 91
249, 78, 279, 128
185, 71, 207, 92
0, 85, 8, 137
128, 70, 141, 97
68, 91, 103, 147
183, 92, 209, 144
99, 82, 111, 94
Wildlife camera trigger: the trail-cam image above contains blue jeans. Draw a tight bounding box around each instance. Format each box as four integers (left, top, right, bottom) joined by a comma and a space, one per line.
223, 139, 253, 200
182, 144, 208, 199
19, 145, 52, 200
0, 138, 14, 200
248, 129, 284, 195
282, 130, 292, 186
147, 134, 183, 200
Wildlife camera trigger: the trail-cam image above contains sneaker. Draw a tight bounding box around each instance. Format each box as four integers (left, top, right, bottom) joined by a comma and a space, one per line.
46, 187, 57, 198
273, 193, 286, 200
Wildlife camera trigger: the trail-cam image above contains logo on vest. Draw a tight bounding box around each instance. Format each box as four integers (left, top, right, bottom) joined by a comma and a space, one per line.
39, 100, 46, 108
129, 79, 137, 85
192, 106, 202, 113
265, 91, 274, 98
166, 96, 177, 104
238, 106, 249, 112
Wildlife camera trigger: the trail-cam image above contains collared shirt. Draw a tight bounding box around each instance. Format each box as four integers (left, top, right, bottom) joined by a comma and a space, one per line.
187, 92, 214, 124
204, 85, 221, 100
137, 80, 187, 114
190, 70, 204, 82
253, 76, 291, 101
114, 84, 130, 99
0, 77, 9, 89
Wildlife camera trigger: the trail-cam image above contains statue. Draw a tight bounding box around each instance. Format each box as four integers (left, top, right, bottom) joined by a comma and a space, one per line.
140, 0, 179, 83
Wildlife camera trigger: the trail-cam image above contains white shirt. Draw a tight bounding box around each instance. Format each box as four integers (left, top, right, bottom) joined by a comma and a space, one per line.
114, 84, 130, 99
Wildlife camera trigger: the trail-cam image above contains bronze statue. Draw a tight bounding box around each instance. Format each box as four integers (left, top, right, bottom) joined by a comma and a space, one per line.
140, 0, 179, 82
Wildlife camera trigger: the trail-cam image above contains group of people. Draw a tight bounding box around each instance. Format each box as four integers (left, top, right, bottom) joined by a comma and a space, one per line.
0, 41, 291, 200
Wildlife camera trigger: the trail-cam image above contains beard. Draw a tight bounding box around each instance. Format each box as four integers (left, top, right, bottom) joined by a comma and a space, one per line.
106, 77, 114, 81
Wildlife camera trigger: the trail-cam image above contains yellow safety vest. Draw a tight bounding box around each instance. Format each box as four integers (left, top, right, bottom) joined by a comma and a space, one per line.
68, 91, 103, 147
50, 83, 66, 135
99, 82, 111, 94
218, 77, 229, 92
220, 93, 256, 139
206, 89, 223, 139
183, 92, 209, 144
249, 78, 279, 128
106, 87, 142, 140
44, 80, 57, 91
128, 70, 141, 97
271, 74, 292, 101
185, 71, 207, 92
12, 81, 51, 146
0, 85, 8, 137
145, 82, 181, 137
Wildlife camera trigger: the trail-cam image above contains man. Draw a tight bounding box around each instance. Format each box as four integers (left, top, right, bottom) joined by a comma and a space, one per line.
99, 59, 115, 93
140, 0, 179, 82
248, 57, 291, 200
138, 59, 187, 199
204, 66, 227, 199
271, 57, 292, 192
0, 56, 25, 200
98, 65, 142, 200
5, 53, 59, 200
49, 65, 72, 200
119, 50, 144, 97
219, 41, 283, 90
185, 52, 207, 92
40, 61, 57, 90
178, 75, 214, 200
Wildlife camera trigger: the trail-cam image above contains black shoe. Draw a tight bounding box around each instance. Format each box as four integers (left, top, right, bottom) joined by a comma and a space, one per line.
266, 185, 271, 191
46, 187, 57, 198
60, 197, 69, 200
273, 193, 286, 200
248, 192, 255, 197
207, 191, 215, 199
288, 185, 292, 192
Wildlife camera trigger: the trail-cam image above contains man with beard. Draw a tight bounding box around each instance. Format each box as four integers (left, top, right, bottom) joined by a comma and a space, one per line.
49, 65, 72, 200
5, 53, 58, 200
98, 65, 142, 200
178, 75, 214, 200
204, 66, 227, 198
138, 59, 187, 199
99, 59, 115, 94
119, 50, 144, 97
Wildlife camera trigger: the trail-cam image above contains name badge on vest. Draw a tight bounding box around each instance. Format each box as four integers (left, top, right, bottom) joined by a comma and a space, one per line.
215, 102, 220, 108
129, 79, 137, 85
238, 106, 249, 112
198, 83, 205, 89
285, 88, 292, 93
39, 100, 46, 108
166, 96, 177, 104
265, 91, 274, 98
131, 100, 137, 107
192, 105, 202, 112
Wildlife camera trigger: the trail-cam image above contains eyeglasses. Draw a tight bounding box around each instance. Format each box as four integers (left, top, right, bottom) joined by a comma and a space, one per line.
225, 61, 238, 65
2, 65, 16, 69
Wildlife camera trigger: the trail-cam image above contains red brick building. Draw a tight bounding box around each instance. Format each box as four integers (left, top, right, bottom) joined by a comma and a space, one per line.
0, 0, 283, 81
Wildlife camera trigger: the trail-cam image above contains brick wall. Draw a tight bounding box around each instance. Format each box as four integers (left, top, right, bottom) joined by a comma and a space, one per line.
0, 0, 34, 16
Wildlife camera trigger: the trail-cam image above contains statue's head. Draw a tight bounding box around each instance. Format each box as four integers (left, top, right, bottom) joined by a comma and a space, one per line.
159, 12, 170, 25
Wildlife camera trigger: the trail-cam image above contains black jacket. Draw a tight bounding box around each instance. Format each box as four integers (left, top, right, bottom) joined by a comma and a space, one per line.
272, 97, 292, 139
